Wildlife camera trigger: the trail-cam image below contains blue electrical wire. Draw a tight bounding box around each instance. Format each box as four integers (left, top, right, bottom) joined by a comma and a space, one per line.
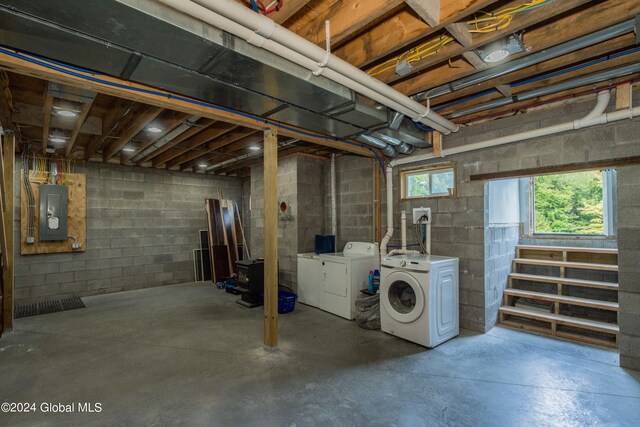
249, 0, 259, 13
0, 46, 387, 174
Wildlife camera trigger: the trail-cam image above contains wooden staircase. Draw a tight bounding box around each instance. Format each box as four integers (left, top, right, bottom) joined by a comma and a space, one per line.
499, 245, 619, 348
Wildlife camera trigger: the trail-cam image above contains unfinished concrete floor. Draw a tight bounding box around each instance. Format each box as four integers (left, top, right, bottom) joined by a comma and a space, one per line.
1, 282, 639, 426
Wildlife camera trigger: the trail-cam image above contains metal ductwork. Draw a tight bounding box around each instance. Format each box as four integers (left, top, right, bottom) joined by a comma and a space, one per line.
355, 134, 398, 157
415, 19, 637, 101
448, 62, 640, 119
0, 0, 435, 157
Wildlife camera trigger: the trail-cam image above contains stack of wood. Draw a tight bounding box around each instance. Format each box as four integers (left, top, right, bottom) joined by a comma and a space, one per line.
204, 198, 246, 282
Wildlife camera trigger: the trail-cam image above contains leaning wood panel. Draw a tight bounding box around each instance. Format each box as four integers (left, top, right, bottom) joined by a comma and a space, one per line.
20, 171, 86, 255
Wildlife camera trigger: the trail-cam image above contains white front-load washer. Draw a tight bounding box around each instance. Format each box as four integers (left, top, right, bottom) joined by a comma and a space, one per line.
380, 254, 459, 348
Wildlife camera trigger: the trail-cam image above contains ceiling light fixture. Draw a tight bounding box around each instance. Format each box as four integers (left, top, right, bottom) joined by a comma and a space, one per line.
477, 32, 526, 64
56, 109, 78, 117
198, 163, 208, 168
248, 145, 261, 151
147, 126, 163, 133
122, 147, 136, 152
49, 136, 66, 144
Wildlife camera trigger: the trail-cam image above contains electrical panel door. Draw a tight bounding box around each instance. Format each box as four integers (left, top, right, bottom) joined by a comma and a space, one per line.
39, 184, 68, 241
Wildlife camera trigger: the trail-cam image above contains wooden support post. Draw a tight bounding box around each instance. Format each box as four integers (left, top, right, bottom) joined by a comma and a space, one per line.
263, 128, 278, 348
432, 131, 443, 157
2, 132, 14, 331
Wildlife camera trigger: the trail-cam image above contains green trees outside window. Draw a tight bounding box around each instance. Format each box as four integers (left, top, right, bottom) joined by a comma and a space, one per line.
534, 170, 604, 235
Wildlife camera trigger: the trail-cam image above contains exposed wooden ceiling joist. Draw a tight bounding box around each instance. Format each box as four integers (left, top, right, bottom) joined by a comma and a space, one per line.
40, 93, 52, 153
103, 106, 163, 161
85, 98, 132, 160
375, 0, 593, 85
333, 0, 499, 69
155, 122, 237, 168
394, 0, 640, 96
64, 100, 94, 158
0, 50, 376, 158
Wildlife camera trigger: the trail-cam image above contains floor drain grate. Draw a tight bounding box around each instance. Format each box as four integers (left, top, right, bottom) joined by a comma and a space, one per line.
15, 297, 86, 319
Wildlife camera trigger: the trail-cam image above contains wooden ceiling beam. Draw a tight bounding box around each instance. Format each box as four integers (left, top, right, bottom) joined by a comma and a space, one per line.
405, 0, 440, 26
85, 99, 132, 160
122, 111, 188, 161
294, 0, 405, 48
103, 106, 163, 161
0, 48, 376, 158
177, 128, 256, 170
376, 0, 593, 85
160, 123, 237, 168
64, 99, 94, 158
271, 0, 313, 25
138, 118, 215, 164
166, 123, 238, 169
41, 93, 53, 153
395, 0, 640, 96
334, 0, 499, 69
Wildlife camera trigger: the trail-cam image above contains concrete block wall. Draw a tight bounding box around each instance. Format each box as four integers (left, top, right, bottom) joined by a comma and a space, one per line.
484, 225, 519, 328
250, 156, 300, 289
617, 165, 640, 371
250, 154, 372, 291
297, 155, 325, 254
323, 156, 375, 249
14, 161, 244, 305
391, 93, 640, 364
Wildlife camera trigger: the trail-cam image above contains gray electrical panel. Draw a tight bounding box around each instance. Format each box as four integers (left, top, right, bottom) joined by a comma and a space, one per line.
39, 184, 68, 241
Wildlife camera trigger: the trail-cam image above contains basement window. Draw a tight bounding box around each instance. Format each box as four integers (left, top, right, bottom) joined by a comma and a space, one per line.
531, 169, 616, 236
400, 164, 455, 200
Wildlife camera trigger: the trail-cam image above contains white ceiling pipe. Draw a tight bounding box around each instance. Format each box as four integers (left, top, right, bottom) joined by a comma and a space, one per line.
157, 0, 458, 135
391, 90, 639, 167
192, 0, 459, 133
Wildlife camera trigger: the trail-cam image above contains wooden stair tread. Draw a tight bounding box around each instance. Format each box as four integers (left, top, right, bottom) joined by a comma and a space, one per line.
504, 289, 618, 311
509, 273, 619, 290
499, 306, 619, 334
513, 258, 618, 271
516, 245, 618, 254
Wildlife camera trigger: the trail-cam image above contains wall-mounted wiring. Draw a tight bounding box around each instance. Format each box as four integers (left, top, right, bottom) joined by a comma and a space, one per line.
21, 149, 35, 244
368, 34, 455, 77
467, 0, 557, 33
249, 0, 282, 16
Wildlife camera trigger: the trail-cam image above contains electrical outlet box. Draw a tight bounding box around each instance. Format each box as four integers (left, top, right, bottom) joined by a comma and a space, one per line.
39, 184, 68, 241
413, 207, 431, 225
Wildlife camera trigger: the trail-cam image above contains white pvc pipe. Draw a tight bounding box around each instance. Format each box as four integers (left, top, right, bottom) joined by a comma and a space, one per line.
331, 154, 337, 238
391, 90, 638, 167
401, 211, 407, 251
380, 165, 393, 256
157, 0, 459, 135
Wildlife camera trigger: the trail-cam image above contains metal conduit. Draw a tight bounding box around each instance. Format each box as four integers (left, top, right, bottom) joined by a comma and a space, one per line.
448, 62, 640, 119
415, 19, 636, 101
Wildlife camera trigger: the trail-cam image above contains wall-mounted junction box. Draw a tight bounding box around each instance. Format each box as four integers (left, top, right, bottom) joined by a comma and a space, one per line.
39, 184, 68, 241
413, 207, 432, 225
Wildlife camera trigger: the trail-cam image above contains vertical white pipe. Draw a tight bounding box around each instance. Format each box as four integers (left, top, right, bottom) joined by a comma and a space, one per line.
330, 154, 337, 240
380, 165, 393, 256
401, 211, 407, 251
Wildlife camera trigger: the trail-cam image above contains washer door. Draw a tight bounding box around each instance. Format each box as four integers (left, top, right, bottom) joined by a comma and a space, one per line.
381, 271, 425, 323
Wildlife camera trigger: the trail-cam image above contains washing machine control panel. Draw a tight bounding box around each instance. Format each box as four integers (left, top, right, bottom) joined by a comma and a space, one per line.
400, 260, 407, 267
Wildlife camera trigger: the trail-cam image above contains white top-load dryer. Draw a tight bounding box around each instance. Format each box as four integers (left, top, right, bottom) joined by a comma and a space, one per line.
380, 254, 459, 348
297, 242, 379, 319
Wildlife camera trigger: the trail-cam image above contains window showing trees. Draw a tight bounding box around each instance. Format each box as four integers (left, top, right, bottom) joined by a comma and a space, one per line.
533, 170, 607, 235
401, 165, 455, 199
